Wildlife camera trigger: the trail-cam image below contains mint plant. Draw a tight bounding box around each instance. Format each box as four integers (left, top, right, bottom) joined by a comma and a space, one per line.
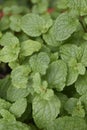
0, 0, 87, 130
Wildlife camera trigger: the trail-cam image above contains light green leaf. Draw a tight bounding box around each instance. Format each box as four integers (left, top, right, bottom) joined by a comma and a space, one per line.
66, 58, 86, 86
47, 60, 67, 91
21, 13, 45, 37
43, 27, 62, 47
10, 98, 27, 118
29, 52, 50, 75
57, 0, 68, 9
56, 93, 68, 115
0, 16, 10, 31
20, 40, 41, 56
33, 94, 61, 129
11, 65, 31, 88
0, 43, 20, 63
32, 0, 48, 14
0, 98, 11, 110
53, 12, 79, 41
10, 15, 21, 32
0, 119, 30, 130
32, 73, 42, 94
81, 43, 87, 67
64, 98, 85, 117
47, 116, 87, 130
0, 109, 16, 122
7, 85, 30, 102
80, 93, 87, 112
75, 71, 87, 95
59, 44, 83, 63
0, 32, 20, 63
68, 0, 87, 16
0, 32, 19, 46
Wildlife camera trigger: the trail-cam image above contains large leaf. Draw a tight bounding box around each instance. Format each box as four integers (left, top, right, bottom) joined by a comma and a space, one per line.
53, 12, 79, 41
46, 116, 87, 130
47, 60, 67, 91
21, 13, 48, 37
33, 94, 61, 129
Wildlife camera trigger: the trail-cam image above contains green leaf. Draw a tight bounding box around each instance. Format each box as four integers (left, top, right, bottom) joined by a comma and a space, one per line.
80, 93, 87, 112
0, 109, 16, 122
68, 0, 87, 16
47, 60, 67, 91
11, 65, 31, 88
64, 98, 85, 117
0, 43, 20, 63
21, 13, 45, 37
59, 44, 83, 63
57, 0, 68, 9
0, 16, 10, 31
0, 120, 30, 130
47, 116, 87, 130
0, 76, 11, 99
32, 0, 48, 14
0, 32, 20, 63
53, 12, 79, 41
66, 58, 86, 86
29, 52, 50, 75
0, 98, 11, 110
43, 27, 62, 47
7, 85, 30, 102
33, 94, 61, 129
75, 71, 87, 95
0, 32, 19, 46
81, 43, 87, 67
9, 98, 27, 118
20, 40, 41, 56
10, 15, 21, 32
56, 93, 68, 115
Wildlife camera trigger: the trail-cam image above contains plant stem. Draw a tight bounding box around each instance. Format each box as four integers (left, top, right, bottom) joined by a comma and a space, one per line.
79, 16, 87, 32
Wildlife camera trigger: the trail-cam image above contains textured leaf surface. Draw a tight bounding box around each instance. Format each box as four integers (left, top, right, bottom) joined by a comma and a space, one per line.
75, 72, 87, 95
0, 32, 19, 46
10, 98, 27, 118
53, 12, 79, 41
20, 40, 41, 56
33, 94, 61, 129
29, 52, 50, 75
11, 65, 31, 88
59, 44, 82, 62
47, 60, 67, 91
21, 13, 45, 37
43, 27, 62, 47
7, 85, 30, 102
47, 116, 87, 130
0, 120, 30, 130
64, 98, 85, 117
10, 15, 21, 32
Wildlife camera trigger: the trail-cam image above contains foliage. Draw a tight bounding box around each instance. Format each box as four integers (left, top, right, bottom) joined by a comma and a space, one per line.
0, 0, 87, 130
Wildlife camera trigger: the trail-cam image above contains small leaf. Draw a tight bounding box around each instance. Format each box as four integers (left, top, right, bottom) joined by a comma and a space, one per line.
10, 98, 27, 118
75, 71, 87, 95
29, 52, 50, 75
20, 40, 41, 56
11, 65, 31, 88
